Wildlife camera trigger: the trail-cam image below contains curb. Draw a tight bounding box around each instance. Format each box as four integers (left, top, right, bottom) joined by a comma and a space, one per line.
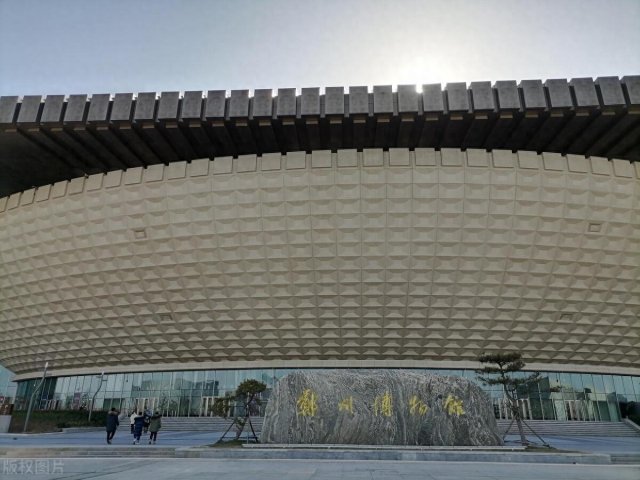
177, 448, 612, 464
0, 446, 621, 464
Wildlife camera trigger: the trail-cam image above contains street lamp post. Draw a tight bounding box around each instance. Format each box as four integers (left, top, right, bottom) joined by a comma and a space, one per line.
87, 372, 106, 423
23, 361, 48, 433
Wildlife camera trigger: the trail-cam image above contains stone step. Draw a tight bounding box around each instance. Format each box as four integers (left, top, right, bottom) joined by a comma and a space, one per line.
0, 447, 615, 464
496, 420, 640, 437
160, 416, 263, 432
611, 454, 640, 465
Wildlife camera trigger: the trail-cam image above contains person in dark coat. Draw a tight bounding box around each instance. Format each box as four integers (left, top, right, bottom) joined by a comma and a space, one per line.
143, 408, 151, 434
132, 412, 144, 444
148, 411, 162, 444
105, 408, 119, 444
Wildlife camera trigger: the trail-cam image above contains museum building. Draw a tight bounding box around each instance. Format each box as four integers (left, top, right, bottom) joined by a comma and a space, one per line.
0, 77, 639, 422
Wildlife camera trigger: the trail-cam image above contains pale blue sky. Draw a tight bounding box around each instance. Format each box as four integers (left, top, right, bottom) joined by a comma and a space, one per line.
0, 0, 639, 96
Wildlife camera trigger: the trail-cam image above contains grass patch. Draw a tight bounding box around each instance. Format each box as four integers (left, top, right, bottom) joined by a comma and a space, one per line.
525, 446, 579, 453
212, 439, 261, 448
212, 439, 248, 448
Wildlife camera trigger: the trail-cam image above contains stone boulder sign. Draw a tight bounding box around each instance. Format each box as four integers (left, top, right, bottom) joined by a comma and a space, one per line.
261, 370, 502, 446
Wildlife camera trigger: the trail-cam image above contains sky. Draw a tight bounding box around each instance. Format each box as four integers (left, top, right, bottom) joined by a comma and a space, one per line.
0, 0, 639, 96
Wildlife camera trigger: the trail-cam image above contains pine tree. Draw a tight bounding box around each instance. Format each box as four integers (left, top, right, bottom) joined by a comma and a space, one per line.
233, 379, 266, 441
476, 352, 539, 446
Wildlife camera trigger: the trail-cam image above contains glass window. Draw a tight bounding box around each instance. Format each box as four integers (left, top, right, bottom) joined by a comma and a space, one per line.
161, 372, 171, 390
621, 376, 634, 396
603, 375, 615, 394
172, 372, 182, 390
76, 376, 86, 393
613, 376, 626, 395
203, 372, 216, 395
141, 373, 152, 390
121, 375, 133, 396
41, 378, 54, 399
193, 371, 203, 389
632, 376, 640, 397
529, 398, 544, 420
83, 376, 94, 395
82, 376, 92, 393
216, 371, 235, 392
113, 374, 125, 393
182, 372, 195, 390
151, 372, 163, 390
54, 377, 65, 394
131, 373, 142, 390
558, 373, 572, 392
106, 374, 116, 391
569, 374, 584, 394
541, 400, 556, 420
580, 373, 595, 394
546, 372, 561, 390
535, 374, 552, 394
593, 375, 605, 394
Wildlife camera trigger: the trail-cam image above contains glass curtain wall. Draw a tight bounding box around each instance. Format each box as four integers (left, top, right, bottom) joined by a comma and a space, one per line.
14, 368, 640, 421
0, 364, 17, 403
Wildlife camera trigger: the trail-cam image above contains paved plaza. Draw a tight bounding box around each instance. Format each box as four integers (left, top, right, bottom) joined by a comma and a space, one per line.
1, 430, 639, 479
0, 430, 221, 448
1, 457, 638, 480
2, 430, 639, 455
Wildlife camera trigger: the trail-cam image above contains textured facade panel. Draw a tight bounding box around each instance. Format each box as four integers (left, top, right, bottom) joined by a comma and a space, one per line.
16, 96, 42, 123
64, 94, 88, 123
180, 91, 203, 120
86, 94, 110, 122
41, 95, 65, 123
252, 88, 273, 118
133, 92, 157, 121
422, 84, 445, 113
0, 149, 638, 379
0, 96, 19, 124
229, 90, 250, 118
157, 91, 180, 120
470, 81, 495, 111
520, 80, 546, 109
494, 81, 519, 110
111, 93, 134, 121
324, 87, 345, 115
205, 90, 226, 119
300, 87, 320, 116
397, 85, 419, 113
348, 86, 369, 115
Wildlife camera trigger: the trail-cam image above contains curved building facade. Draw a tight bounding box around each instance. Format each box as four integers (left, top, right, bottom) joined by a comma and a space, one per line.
0, 79, 639, 420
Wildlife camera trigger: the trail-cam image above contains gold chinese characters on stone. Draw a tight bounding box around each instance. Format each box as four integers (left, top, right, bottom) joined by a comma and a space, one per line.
444, 394, 465, 416
409, 395, 429, 416
296, 389, 318, 417
373, 391, 393, 417
338, 396, 354, 414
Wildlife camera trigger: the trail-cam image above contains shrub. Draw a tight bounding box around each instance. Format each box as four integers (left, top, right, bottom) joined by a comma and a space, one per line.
9, 409, 109, 433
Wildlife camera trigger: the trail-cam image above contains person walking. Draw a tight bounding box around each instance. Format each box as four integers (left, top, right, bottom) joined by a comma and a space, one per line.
129, 410, 137, 434
143, 408, 151, 434
132, 412, 144, 445
105, 408, 119, 444
148, 411, 162, 444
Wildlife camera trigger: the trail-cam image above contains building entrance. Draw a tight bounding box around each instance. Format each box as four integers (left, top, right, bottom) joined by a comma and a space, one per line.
201, 396, 216, 416
133, 397, 158, 413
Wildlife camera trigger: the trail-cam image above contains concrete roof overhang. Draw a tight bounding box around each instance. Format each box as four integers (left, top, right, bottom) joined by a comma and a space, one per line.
1, 76, 639, 198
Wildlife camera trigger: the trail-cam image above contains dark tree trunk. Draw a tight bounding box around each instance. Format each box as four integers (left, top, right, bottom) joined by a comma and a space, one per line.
505, 388, 528, 446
